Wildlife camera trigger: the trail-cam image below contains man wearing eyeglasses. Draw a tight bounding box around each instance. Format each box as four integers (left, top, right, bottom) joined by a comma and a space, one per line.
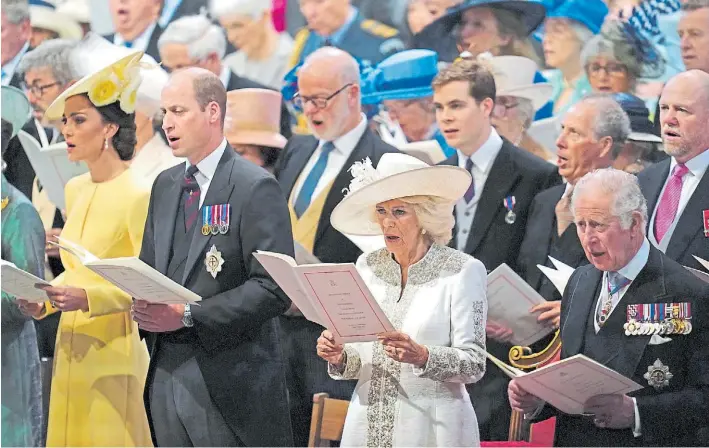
273, 46, 398, 447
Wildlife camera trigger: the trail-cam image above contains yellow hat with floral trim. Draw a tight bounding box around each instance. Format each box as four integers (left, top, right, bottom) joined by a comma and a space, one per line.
45, 50, 144, 120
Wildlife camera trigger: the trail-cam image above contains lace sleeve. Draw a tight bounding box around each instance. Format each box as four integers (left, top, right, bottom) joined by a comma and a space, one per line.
328, 345, 362, 380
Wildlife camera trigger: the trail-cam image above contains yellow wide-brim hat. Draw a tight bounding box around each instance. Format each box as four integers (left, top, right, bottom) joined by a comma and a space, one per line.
45, 50, 144, 120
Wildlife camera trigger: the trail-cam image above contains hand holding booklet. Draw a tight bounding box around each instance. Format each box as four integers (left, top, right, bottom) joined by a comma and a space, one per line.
0, 260, 51, 302
254, 251, 394, 343
50, 237, 201, 304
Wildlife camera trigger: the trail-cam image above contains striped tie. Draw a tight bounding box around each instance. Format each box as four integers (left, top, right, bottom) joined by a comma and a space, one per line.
463, 158, 475, 203
182, 165, 201, 230
654, 163, 688, 242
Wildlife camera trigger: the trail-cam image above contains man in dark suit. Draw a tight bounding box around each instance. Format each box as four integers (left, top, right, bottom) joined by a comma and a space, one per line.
639, 70, 709, 271
518, 95, 630, 303
132, 68, 294, 447
158, 14, 293, 139
273, 47, 398, 446
510, 168, 709, 447
432, 57, 560, 441
1, 0, 31, 89
103, 0, 163, 62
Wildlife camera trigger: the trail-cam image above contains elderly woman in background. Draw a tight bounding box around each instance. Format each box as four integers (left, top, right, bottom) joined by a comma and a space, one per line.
317, 153, 488, 447
210, 0, 294, 90
611, 92, 666, 174
542, 0, 607, 116
225, 88, 287, 173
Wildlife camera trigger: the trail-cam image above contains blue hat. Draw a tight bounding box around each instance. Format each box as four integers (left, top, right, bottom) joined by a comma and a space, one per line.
545, 0, 608, 34
1, 86, 31, 139
362, 49, 438, 104
612, 93, 662, 143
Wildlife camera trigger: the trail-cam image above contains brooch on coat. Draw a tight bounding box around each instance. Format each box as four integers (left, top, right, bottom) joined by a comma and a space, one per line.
644, 359, 673, 390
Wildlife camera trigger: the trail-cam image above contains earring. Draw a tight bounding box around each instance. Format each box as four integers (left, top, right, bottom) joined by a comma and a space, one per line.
104, 138, 109, 150
421, 229, 427, 235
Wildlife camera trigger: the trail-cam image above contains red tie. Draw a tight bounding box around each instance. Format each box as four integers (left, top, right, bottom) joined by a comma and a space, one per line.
654, 163, 689, 242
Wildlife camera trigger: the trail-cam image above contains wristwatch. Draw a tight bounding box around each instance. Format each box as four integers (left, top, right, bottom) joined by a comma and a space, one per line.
181, 303, 194, 328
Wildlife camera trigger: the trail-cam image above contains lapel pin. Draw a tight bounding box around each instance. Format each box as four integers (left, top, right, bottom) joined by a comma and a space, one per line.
503, 195, 516, 224
703, 210, 708, 237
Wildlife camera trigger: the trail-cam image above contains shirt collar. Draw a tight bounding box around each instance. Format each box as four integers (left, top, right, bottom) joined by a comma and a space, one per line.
457, 127, 503, 174
219, 65, 231, 88
158, 0, 183, 28
616, 238, 650, 282
187, 138, 228, 181
318, 6, 358, 45
670, 149, 709, 180
114, 21, 157, 50
2, 41, 30, 84
321, 113, 368, 154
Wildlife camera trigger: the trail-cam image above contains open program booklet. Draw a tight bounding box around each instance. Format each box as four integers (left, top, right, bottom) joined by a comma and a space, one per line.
1, 260, 51, 302
49, 237, 201, 304
254, 251, 394, 343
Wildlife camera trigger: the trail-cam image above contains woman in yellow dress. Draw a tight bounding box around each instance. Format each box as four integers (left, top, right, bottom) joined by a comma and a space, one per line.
18, 51, 153, 447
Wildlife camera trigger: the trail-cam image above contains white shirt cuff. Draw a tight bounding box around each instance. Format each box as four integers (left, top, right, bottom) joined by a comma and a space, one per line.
632, 397, 641, 437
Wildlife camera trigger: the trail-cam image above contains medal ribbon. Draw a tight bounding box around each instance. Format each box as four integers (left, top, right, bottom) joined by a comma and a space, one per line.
503, 196, 516, 212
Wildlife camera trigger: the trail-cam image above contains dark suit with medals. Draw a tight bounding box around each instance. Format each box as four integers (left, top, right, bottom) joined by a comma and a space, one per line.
140, 145, 294, 446
535, 245, 709, 446
638, 157, 709, 270
273, 127, 398, 446
440, 138, 561, 441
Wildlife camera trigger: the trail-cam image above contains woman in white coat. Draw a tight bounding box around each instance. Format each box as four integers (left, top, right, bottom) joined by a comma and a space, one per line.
317, 153, 488, 447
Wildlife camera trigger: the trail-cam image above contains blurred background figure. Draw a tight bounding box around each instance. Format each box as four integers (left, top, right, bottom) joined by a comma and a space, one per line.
103, 0, 162, 61
542, 0, 607, 115
678, 0, 709, 74
611, 92, 666, 174
56, 0, 92, 35
403, 0, 460, 44
2, 0, 32, 88
225, 88, 287, 173
211, 0, 294, 90
1, 85, 44, 448
157, 0, 207, 28
28, 0, 82, 48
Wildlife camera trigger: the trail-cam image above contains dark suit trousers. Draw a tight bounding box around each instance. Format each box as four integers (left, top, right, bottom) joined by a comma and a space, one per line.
149, 340, 244, 447
279, 316, 356, 447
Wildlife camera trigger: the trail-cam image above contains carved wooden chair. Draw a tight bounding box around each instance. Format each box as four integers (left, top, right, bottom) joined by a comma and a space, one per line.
308, 393, 349, 447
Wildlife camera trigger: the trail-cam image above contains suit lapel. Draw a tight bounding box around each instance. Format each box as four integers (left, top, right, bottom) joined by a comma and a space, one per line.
181, 149, 236, 285
644, 159, 671, 214
155, 166, 185, 274
529, 185, 564, 289
666, 170, 709, 261
464, 142, 520, 254
281, 137, 318, 198
561, 268, 602, 357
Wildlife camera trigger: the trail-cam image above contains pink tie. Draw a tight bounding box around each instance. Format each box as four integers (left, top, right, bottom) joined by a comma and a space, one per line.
654, 163, 689, 242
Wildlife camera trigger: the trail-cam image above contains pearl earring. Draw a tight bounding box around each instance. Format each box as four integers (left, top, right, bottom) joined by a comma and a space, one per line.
104, 138, 109, 150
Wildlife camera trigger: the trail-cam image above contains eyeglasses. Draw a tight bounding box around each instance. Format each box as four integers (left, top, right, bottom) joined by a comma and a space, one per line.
21, 81, 61, 98
293, 83, 353, 110
587, 62, 628, 77
492, 100, 519, 118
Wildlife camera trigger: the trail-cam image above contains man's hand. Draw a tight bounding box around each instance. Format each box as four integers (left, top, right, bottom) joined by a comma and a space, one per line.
530, 301, 561, 329
131, 300, 185, 332
37, 285, 88, 312
508, 379, 545, 414
45, 228, 62, 258
316, 330, 344, 366
584, 394, 635, 429
486, 321, 515, 343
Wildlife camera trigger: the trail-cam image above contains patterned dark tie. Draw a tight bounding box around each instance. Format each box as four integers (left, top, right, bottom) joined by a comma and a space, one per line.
463, 158, 475, 203
182, 165, 201, 230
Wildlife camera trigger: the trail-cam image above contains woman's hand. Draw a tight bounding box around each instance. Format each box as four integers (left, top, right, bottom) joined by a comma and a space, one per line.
37, 285, 89, 312
17, 299, 45, 318
378, 331, 429, 368
316, 330, 344, 367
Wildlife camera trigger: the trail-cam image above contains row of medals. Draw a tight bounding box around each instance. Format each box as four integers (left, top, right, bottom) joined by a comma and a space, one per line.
624, 318, 692, 336
202, 222, 228, 236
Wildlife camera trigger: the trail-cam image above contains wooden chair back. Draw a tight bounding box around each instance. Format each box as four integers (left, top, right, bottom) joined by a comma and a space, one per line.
308, 393, 349, 447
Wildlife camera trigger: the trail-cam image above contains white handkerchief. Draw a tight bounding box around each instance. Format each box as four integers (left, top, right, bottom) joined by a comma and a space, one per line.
649, 334, 672, 345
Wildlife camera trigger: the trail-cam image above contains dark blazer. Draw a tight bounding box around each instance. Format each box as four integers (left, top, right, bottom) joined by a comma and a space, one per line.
102, 25, 163, 63
273, 127, 398, 263
638, 158, 709, 270
5, 120, 43, 199
440, 138, 562, 273
225, 70, 293, 140
517, 184, 588, 300
140, 147, 294, 447
538, 246, 709, 446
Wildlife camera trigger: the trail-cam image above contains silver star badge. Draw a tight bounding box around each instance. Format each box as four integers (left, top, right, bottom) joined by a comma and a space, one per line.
644, 359, 673, 390
204, 244, 225, 279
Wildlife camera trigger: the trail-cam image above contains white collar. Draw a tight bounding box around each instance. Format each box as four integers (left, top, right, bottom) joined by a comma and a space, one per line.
1, 41, 30, 85
320, 113, 368, 153
219, 65, 231, 88
457, 127, 503, 173
113, 21, 157, 51
187, 138, 228, 180
670, 149, 709, 180
615, 238, 651, 282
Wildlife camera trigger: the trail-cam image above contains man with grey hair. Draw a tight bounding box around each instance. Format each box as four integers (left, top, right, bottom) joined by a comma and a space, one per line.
273, 46, 398, 446
1, 0, 31, 88
133, 67, 294, 447
158, 14, 293, 138
510, 167, 709, 447
679, 0, 709, 74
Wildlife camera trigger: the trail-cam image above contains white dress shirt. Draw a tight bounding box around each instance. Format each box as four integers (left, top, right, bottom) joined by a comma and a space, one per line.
454, 128, 503, 251
648, 149, 709, 252
291, 114, 368, 203
1, 41, 29, 86
186, 138, 227, 207
113, 22, 157, 53
219, 65, 232, 89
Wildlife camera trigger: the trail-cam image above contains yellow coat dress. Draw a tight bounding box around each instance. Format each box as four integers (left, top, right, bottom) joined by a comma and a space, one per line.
43, 169, 152, 447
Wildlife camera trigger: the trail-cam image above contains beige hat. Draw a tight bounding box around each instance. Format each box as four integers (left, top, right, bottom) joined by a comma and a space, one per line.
56, 0, 90, 24
330, 153, 471, 236
225, 89, 287, 149
484, 55, 553, 111
30, 0, 83, 40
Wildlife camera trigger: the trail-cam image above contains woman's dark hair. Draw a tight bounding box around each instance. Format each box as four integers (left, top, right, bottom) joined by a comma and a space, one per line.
259, 146, 280, 168
80, 93, 137, 161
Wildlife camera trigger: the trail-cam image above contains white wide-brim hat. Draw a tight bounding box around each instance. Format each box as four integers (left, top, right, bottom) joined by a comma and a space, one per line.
30, 4, 83, 40
330, 153, 471, 236
483, 55, 553, 111
56, 0, 90, 24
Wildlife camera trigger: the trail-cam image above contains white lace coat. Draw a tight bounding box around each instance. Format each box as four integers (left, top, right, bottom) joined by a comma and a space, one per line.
329, 244, 488, 447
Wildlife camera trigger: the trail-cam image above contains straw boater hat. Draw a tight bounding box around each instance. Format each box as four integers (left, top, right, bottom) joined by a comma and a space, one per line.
483, 54, 553, 111
45, 48, 145, 120
1, 86, 32, 139
330, 153, 472, 235
30, 0, 82, 40
225, 89, 287, 149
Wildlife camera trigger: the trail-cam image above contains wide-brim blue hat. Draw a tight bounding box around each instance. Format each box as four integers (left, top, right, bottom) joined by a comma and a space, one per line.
612, 92, 662, 143
416, 0, 547, 51
362, 49, 438, 104
1, 86, 32, 139
544, 0, 608, 34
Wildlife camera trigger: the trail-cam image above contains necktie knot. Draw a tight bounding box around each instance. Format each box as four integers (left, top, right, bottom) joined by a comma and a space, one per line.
465, 157, 474, 173
182, 165, 199, 192
672, 163, 689, 178
321, 141, 336, 154
123, 40, 134, 48
608, 272, 626, 290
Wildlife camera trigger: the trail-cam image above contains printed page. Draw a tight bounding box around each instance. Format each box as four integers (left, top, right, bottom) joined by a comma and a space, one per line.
0, 260, 51, 303
295, 263, 395, 343
487, 264, 553, 346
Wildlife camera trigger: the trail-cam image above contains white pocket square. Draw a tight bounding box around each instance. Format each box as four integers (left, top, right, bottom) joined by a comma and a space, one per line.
649, 334, 672, 345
